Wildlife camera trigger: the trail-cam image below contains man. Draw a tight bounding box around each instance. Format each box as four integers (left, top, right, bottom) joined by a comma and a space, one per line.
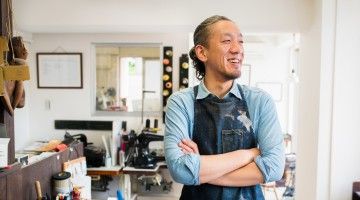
164, 15, 285, 200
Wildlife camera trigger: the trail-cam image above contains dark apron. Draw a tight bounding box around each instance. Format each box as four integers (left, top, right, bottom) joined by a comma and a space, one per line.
180, 85, 264, 200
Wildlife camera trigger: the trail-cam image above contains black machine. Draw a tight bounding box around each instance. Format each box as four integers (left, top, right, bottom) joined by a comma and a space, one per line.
137, 173, 172, 194
64, 132, 105, 167
122, 130, 164, 169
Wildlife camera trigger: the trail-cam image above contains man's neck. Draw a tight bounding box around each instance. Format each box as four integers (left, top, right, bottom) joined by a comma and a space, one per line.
203, 77, 234, 99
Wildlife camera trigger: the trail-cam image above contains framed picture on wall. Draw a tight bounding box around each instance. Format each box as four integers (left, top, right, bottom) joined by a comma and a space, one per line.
36, 52, 83, 89
256, 82, 283, 101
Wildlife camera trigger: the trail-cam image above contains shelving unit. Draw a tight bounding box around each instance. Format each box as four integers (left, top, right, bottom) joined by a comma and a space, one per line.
179, 54, 189, 90
162, 46, 173, 122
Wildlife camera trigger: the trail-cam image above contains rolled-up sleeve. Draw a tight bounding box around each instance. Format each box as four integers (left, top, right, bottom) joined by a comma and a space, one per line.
164, 93, 200, 185
254, 94, 285, 183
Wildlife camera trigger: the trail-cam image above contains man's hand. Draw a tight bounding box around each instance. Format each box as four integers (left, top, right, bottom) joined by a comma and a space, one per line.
178, 139, 199, 154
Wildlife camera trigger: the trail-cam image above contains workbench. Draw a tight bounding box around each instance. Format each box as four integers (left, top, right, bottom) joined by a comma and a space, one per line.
87, 162, 167, 200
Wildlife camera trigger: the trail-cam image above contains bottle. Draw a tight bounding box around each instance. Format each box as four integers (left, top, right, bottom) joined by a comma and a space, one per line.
119, 121, 127, 167
149, 119, 160, 133
145, 119, 151, 131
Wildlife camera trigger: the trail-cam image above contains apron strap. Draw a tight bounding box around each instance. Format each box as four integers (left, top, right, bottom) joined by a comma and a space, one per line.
193, 84, 251, 120
193, 85, 199, 99
237, 84, 251, 119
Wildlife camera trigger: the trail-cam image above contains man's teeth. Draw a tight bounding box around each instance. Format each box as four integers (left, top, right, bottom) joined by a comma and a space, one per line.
228, 58, 239, 63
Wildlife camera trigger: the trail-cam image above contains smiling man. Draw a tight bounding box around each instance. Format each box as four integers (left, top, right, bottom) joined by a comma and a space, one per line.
164, 15, 285, 200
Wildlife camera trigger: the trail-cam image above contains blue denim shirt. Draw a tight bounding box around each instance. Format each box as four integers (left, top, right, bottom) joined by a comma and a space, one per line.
164, 81, 285, 185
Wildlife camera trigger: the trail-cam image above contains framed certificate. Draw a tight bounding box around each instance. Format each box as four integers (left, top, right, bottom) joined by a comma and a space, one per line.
36, 52, 83, 88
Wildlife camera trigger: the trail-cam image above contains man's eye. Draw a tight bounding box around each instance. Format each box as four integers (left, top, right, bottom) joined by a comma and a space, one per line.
222, 40, 231, 43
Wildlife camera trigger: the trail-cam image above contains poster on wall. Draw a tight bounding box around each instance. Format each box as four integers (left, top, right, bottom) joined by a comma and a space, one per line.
36, 52, 83, 89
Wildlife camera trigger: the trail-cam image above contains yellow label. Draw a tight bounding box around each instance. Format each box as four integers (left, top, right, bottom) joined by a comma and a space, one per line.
0, 37, 9, 52
0, 53, 4, 65
2, 65, 30, 81
0, 68, 4, 96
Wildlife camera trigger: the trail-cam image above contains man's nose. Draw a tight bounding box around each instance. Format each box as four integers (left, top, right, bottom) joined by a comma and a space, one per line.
230, 42, 243, 54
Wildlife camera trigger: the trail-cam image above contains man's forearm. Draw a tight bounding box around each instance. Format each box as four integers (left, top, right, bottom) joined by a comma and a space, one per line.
199, 149, 258, 183
207, 162, 264, 187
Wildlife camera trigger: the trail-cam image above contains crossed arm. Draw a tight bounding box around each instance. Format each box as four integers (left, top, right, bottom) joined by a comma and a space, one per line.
179, 139, 264, 186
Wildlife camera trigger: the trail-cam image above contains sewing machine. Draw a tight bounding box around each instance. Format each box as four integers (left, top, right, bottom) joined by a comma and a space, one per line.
122, 130, 164, 169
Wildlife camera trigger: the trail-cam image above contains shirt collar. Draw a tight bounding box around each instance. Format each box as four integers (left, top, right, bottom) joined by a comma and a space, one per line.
196, 81, 243, 100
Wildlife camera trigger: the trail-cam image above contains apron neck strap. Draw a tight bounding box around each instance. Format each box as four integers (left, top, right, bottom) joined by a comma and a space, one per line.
193, 85, 199, 98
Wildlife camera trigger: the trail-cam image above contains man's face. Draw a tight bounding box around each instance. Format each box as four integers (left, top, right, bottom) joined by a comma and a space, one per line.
201, 20, 244, 81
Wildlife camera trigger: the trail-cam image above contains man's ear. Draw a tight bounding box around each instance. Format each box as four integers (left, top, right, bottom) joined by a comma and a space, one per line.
195, 45, 207, 62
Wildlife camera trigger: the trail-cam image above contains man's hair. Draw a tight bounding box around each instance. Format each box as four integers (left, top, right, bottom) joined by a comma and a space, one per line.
189, 15, 232, 80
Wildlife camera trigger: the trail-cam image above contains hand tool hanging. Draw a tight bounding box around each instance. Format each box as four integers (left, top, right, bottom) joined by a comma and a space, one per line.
0, 0, 30, 116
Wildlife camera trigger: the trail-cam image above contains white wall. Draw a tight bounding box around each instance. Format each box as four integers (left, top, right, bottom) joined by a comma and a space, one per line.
13, 83, 31, 149
295, 0, 322, 198
316, 0, 336, 199
296, 0, 360, 199
13, 0, 311, 33
330, 0, 360, 199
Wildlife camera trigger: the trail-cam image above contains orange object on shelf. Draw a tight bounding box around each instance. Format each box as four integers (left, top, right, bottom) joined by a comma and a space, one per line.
55, 144, 68, 152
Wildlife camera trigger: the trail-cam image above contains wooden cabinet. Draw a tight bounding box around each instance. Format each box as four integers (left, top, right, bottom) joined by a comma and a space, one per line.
0, 143, 83, 200
0, 163, 22, 200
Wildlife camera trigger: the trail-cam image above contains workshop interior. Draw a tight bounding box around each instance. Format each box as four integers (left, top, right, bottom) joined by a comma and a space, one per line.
0, 1, 359, 200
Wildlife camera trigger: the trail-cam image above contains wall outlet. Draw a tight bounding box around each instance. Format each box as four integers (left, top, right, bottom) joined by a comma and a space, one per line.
45, 99, 51, 110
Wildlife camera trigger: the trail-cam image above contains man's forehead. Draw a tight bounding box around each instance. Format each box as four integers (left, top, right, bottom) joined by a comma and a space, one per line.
212, 21, 242, 35
222, 32, 243, 38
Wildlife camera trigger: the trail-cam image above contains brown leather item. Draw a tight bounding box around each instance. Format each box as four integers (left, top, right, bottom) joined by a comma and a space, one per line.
12, 80, 25, 108
0, 75, 26, 115
0, 81, 16, 116
0, 36, 28, 115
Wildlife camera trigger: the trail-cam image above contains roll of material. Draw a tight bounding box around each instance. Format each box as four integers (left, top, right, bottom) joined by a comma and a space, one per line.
52, 171, 72, 195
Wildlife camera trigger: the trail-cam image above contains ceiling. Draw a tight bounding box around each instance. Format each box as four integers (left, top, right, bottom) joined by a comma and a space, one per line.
12, 0, 312, 34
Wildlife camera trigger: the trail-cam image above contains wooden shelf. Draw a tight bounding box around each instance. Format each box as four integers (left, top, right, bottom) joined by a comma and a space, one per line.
122, 161, 166, 175
0, 162, 21, 178
87, 162, 167, 176
87, 165, 123, 176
